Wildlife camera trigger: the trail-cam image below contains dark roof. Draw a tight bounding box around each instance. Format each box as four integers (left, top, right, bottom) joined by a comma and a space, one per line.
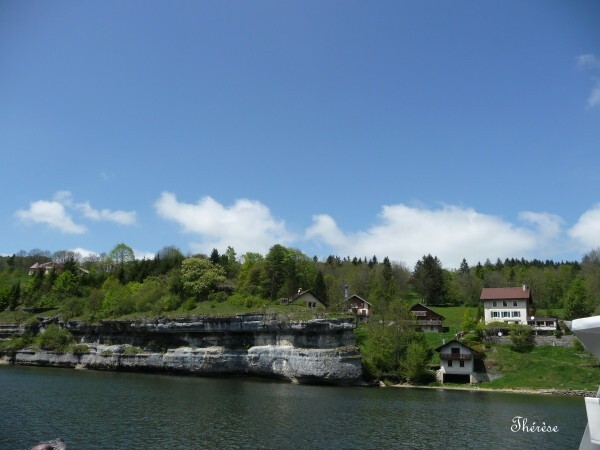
434, 339, 478, 354
346, 294, 372, 306
410, 303, 446, 320
480, 287, 531, 300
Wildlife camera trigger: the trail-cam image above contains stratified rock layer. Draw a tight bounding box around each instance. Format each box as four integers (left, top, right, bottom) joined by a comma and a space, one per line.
2, 315, 364, 385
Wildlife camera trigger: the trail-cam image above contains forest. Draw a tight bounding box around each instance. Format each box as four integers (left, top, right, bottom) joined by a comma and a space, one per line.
0, 243, 598, 323
2, 243, 600, 382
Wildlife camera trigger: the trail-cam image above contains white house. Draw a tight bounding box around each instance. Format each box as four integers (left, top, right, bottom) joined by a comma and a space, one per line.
480, 286, 531, 325
435, 339, 477, 383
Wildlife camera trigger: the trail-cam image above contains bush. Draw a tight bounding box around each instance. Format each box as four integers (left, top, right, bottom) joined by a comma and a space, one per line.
207, 292, 229, 303
181, 299, 196, 312
70, 343, 90, 355
508, 324, 535, 352
37, 324, 75, 352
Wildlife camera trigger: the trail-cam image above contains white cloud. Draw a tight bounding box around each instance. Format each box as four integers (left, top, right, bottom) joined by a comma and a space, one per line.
576, 54, 600, 108
75, 201, 137, 225
306, 204, 564, 268
134, 249, 155, 260
587, 79, 600, 108
577, 54, 600, 69
69, 247, 100, 259
15, 191, 137, 233
154, 192, 293, 255
568, 204, 600, 250
15, 200, 86, 234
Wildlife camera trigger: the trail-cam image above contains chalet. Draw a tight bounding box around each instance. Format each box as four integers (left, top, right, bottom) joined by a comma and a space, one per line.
435, 339, 478, 383
480, 286, 531, 325
28, 262, 64, 276
346, 294, 372, 318
410, 303, 445, 332
288, 289, 327, 311
29, 262, 89, 276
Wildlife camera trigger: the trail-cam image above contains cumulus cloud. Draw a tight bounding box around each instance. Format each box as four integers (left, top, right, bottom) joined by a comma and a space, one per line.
577, 54, 600, 69
587, 79, 600, 108
568, 204, 600, 250
75, 201, 137, 225
306, 204, 564, 268
14, 191, 137, 233
15, 200, 86, 234
155, 192, 293, 255
577, 54, 600, 108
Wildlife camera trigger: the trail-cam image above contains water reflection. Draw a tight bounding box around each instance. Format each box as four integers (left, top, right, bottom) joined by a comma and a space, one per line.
0, 367, 587, 449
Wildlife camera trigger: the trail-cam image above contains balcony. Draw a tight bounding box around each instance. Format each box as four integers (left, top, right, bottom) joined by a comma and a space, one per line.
417, 319, 443, 326
440, 353, 472, 361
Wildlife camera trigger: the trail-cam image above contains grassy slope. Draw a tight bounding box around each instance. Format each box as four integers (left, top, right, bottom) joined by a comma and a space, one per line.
483, 345, 600, 391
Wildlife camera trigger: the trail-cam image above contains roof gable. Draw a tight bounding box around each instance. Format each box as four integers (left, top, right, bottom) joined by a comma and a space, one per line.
410, 303, 446, 320
434, 339, 478, 354
346, 294, 372, 306
480, 287, 531, 301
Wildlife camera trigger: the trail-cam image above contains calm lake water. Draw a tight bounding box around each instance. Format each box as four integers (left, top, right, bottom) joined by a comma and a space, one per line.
0, 366, 589, 449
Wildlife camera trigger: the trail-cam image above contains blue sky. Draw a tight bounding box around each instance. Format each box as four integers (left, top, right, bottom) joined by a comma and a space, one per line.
2, 1, 600, 268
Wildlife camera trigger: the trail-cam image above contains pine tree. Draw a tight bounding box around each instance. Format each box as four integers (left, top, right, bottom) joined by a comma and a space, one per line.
313, 270, 328, 306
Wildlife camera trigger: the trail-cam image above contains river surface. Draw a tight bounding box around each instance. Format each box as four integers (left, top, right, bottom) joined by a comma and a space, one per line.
0, 366, 589, 449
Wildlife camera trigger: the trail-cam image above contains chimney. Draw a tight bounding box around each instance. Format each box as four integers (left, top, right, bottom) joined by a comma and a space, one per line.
522, 284, 527, 292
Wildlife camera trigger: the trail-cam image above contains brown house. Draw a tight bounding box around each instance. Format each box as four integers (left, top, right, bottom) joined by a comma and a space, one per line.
410, 303, 446, 332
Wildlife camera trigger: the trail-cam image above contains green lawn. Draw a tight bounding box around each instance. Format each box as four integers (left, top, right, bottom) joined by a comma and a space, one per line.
483, 345, 600, 391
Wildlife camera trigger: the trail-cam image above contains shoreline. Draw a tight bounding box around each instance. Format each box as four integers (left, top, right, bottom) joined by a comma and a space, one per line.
389, 382, 596, 397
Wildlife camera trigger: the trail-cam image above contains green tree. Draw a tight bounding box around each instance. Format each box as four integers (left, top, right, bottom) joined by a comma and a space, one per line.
412, 254, 447, 305
509, 324, 535, 352
181, 257, 226, 299
313, 270, 328, 306
108, 243, 135, 281
564, 277, 593, 320
52, 271, 80, 299
400, 341, 433, 383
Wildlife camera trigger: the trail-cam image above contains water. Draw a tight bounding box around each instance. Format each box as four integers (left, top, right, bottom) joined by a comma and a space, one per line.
0, 366, 588, 449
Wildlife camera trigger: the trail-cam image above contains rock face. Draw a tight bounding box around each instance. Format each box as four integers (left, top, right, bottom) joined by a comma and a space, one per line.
2, 315, 364, 385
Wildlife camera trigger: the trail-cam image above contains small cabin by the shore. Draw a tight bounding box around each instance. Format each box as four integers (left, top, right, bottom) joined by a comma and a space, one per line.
288, 289, 327, 311
435, 339, 478, 383
410, 303, 446, 332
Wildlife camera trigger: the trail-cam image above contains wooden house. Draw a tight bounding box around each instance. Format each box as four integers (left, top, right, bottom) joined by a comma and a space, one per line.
410, 303, 445, 332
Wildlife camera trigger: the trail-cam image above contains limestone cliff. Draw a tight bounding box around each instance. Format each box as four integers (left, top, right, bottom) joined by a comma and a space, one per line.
1, 315, 364, 385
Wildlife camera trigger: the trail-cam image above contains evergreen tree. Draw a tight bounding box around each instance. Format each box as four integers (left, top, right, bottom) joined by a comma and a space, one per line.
313, 270, 328, 306
210, 248, 221, 266
412, 254, 447, 305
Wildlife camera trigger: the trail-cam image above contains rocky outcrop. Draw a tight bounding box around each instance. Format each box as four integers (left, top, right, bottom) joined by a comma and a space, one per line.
1, 315, 364, 385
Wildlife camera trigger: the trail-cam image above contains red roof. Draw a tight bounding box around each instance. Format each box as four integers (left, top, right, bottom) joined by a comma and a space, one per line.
480, 287, 531, 300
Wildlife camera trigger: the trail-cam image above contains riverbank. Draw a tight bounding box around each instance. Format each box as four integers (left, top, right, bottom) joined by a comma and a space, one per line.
390, 382, 597, 397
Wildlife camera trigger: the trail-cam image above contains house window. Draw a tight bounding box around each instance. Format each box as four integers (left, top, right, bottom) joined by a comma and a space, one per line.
502, 311, 510, 318
448, 360, 453, 367
491, 311, 499, 318
512, 311, 520, 318
492, 301, 497, 307
503, 301, 508, 307
308, 302, 316, 308
459, 361, 465, 368
513, 301, 518, 307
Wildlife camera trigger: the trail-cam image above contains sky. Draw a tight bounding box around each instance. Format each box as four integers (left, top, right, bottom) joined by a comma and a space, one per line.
1, 1, 600, 269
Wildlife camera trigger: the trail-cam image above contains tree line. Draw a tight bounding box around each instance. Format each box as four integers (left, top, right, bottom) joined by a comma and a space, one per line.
1, 244, 599, 321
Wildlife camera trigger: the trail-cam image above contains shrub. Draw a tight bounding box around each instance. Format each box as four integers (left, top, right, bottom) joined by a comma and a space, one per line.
37, 324, 75, 352
207, 291, 229, 303
100, 350, 113, 357
508, 324, 535, 352
70, 343, 90, 355
181, 299, 196, 311
122, 345, 143, 355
